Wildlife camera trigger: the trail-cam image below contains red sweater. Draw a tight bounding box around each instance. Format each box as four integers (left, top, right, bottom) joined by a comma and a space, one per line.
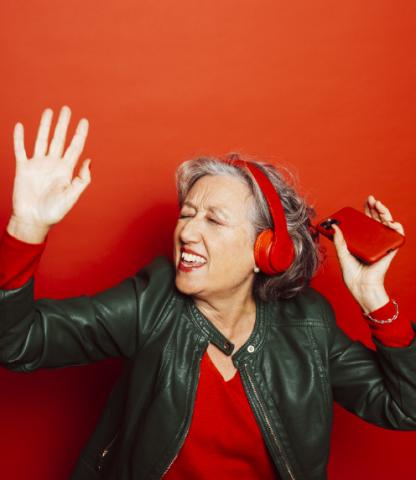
0, 229, 414, 479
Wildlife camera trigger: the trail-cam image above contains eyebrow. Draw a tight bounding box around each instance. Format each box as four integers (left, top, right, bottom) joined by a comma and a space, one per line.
182, 201, 230, 220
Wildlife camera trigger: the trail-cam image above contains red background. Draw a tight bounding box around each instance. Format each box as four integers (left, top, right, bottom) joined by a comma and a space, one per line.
0, 1, 415, 478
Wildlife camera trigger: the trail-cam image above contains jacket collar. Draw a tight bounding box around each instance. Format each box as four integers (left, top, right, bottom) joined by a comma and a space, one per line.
186, 297, 268, 365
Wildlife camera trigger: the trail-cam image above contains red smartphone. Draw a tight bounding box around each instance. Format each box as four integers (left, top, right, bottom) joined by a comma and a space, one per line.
315, 206, 405, 264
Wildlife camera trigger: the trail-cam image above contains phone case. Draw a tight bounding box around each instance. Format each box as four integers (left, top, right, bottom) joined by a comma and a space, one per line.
315, 206, 405, 264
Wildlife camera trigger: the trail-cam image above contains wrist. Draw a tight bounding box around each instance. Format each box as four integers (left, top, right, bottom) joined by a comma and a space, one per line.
7, 215, 50, 244
355, 287, 390, 314
364, 299, 399, 325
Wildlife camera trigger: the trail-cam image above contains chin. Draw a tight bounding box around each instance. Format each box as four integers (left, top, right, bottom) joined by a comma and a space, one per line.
174, 275, 202, 297
175, 275, 193, 295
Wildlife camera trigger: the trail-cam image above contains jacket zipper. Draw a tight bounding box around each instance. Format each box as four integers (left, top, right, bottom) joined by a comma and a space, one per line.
243, 362, 296, 480
161, 348, 204, 477
97, 431, 120, 472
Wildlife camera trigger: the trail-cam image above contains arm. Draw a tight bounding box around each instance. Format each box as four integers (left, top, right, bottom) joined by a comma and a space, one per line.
0, 106, 141, 372
0, 228, 142, 370
324, 297, 416, 430
0, 230, 140, 369
331, 195, 414, 347
326, 197, 416, 428
363, 298, 415, 348
0, 270, 141, 371
0, 248, 174, 372
0, 229, 46, 289
0, 227, 175, 371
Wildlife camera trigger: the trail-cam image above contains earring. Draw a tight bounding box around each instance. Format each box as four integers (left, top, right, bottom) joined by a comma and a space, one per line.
254, 265, 260, 273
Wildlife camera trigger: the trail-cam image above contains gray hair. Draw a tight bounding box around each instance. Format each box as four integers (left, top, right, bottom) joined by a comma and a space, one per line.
175, 153, 323, 301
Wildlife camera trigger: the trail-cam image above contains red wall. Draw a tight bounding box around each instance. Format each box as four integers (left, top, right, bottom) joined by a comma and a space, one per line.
0, 1, 415, 478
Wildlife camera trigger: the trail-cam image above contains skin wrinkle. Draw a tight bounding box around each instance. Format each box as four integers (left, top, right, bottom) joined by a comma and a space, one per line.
182, 200, 233, 224
175, 158, 322, 301
173, 175, 257, 341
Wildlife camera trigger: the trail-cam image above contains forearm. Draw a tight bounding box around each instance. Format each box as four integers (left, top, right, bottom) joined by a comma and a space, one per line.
0, 227, 46, 289
353, 286, 414, 348
363, 298, 415, 347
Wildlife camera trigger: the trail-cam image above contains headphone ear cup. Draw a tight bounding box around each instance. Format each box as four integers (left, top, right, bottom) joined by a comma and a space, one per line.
254, 229, 275, 275
254, 229, 295, 275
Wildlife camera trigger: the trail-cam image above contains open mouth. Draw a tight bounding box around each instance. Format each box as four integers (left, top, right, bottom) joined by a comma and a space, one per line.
179, 250, 207, 271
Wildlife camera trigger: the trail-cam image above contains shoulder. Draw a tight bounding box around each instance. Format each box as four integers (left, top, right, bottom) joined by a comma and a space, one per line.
300, 287, 335, 320
134, 255, 175, 286
130, 255, 185, 339
270, 286, 336, 327
132, 255, 177, 304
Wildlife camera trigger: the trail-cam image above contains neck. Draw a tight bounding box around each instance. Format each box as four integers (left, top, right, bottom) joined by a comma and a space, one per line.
193, 284, 257, 341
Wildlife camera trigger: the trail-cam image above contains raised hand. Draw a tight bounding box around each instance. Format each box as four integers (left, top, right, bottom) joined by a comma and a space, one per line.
331, 195, 405, 313
8, 106, 91, 243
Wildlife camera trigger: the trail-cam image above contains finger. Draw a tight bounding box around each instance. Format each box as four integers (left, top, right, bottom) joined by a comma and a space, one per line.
63, 118, 89, 168
365, 194, 382, 222
364, 195, 375, 217
34, 108, 53, 158
48, 105, 71, 158
385, 220, 405, 236
65, 158, 92, 204
365, 195, 403, 237
331, 224, 351, 266
374, 199, 394, 223
13, 123, 28, 163
376, 247, 398, 270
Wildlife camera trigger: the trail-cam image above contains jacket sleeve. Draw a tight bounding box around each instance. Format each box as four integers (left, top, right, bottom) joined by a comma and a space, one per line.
323, 296, 416, 430
0, 256, 174, 372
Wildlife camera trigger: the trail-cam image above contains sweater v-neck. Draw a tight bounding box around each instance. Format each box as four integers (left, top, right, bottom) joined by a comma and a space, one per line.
163, 342, 278, 479
205, 349, 239, 383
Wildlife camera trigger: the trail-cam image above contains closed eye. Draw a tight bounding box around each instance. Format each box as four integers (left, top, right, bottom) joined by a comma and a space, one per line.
178, 214, 223, 225
208, 218, 222, 225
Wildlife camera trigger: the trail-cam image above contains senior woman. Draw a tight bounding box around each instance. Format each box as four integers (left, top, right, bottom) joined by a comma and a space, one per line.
0, 106, 415, 480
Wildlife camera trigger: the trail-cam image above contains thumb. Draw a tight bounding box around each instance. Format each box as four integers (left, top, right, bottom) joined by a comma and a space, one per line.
66, 158, 92, 205
331, 223, 350, 264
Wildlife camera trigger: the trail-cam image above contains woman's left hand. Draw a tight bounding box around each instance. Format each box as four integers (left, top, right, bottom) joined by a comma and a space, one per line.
331, 195, 405, 314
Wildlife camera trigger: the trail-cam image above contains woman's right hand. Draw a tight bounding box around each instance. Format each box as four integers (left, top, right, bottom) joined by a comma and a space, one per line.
7, 106, 91, 243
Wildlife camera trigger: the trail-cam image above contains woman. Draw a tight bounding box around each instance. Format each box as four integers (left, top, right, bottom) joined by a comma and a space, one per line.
0, 106, 415, 480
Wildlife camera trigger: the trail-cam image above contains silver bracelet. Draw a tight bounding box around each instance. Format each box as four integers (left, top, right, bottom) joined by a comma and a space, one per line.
365, 299, 399, 324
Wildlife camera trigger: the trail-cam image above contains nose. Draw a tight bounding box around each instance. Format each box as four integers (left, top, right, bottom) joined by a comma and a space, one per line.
179, 216, 202, 244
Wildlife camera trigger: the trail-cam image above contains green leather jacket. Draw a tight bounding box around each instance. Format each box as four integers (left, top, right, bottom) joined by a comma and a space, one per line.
1, 256, 415, 480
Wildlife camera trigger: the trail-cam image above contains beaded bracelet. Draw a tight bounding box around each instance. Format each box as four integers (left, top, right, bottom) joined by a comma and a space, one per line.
365, 299, 399, 324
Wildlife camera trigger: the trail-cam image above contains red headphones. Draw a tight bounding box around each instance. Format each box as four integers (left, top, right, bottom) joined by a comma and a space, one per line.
225, 157, 295, 275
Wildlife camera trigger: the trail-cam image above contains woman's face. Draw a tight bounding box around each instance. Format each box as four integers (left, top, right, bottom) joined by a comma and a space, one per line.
173, 174, 257, 300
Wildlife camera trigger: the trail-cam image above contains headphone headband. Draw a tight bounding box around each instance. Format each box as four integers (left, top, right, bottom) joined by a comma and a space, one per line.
231, 159, 288, 232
